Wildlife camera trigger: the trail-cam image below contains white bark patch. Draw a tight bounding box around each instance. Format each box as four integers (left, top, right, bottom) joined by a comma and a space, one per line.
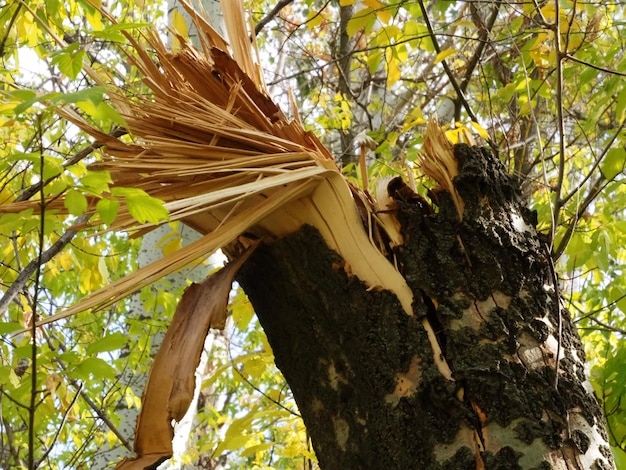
332, 417, 350, 451
566, 408, 613, 469
481, 420, 550, 468
517, 332, 555, 370
544, 334, 562, 360
510, 210, 533, 233
384, 355, 422, 407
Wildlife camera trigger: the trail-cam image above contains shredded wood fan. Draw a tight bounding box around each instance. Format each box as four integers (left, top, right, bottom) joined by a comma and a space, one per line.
22, 0, 419, 326
2, 0, 462, 466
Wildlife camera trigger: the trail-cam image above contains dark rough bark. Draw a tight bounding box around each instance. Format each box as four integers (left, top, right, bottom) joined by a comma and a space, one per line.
237, 144, 614, 469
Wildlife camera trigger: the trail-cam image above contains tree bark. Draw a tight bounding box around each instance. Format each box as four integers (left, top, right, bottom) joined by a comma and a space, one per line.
237, 144, 615, 469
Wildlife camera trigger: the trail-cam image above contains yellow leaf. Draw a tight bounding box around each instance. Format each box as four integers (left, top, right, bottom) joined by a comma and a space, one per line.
377, 7, 392, 25
540, 4, 556, 21
171, 10, 189, 41
161, 236, 182, 256
434, 48, 457, 64
452, 19, 475, 28
386, 49, 401, 88
362, 0, 383, 8
470, 121, 490, 141
444, 128, 460, 144
86, 9, 103, 31
16, 15, 38, 47
339, 0, 356, 5
0, 187, 14, 204
347, 9, 374, 36
98, 257, 110, 284
306, 10, 324, 29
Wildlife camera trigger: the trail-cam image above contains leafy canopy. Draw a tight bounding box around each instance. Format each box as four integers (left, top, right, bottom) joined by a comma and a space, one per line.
0, 0, 624, 468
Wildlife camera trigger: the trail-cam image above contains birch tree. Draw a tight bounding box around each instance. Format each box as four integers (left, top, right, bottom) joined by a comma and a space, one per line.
0, 0, 624, 468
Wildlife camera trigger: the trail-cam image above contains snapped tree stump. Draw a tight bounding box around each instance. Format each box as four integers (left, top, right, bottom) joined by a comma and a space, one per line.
238, 144, 614, 470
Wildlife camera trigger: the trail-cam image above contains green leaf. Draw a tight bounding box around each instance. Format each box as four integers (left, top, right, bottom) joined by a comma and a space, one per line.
0, 210, 35, 233
51, 46, 87, 80
55, 86, 107, 105
64, 189, 88, 216
0, 322, 22, 335
96, 197, 119, 224
76, 100, 126, 126
41, 155, 64, 180
0, 366, 20, 387
126, 195, 169, 224
13, 91, 61, 114
232, 297, 255, 331
57, 352, 81, 364
72, 357, 116, 381
86, 332, 128, 355
111, 187, 150, 198
403, 20, 428, 47
347, 8, 375, 36
600, 147, 626, 180
616, 86, 626, 122
213, 435, 250, 456
81, 171, 112, 194
242, 355, 270, 379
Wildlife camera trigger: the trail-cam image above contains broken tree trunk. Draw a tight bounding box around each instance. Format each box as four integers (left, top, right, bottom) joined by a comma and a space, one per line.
237, 143, 615, 469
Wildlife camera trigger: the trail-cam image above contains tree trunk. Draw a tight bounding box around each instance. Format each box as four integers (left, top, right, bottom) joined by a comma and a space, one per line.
237, 144, 614, 469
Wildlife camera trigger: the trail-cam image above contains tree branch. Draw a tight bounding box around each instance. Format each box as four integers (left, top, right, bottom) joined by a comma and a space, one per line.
417, 1, 498, 154
565, 53, 626, 77
553, 175, 605, 261
0, 4, 22, 57
560, 121, 626, 206
28, 119, 47, 470
0, 214, 88, 316
460, 2, 502, 99
36, 383, 83, 466
16, 128, 127, 203
417, 0, 477, 123
551, 0, 566, 249
254, 0, 295, 36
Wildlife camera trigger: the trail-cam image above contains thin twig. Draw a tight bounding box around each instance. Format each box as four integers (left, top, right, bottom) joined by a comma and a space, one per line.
563, 0, 578, 54
551, 0, 566, 250
36, 383, 83, 466
417, 1, 477, 123
45, 328, 134, 452
28, 117, 46, 470
560, 121, 626, 206
565, 53, 626, 77
553, 175, 607, 260
417, 0, 498, 154
227, 339, 300, 418
572, 292, 626, 324
460, 2, 502, 101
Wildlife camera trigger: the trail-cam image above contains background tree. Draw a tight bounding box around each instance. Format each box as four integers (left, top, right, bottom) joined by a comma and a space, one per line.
0, 0, 624, 468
